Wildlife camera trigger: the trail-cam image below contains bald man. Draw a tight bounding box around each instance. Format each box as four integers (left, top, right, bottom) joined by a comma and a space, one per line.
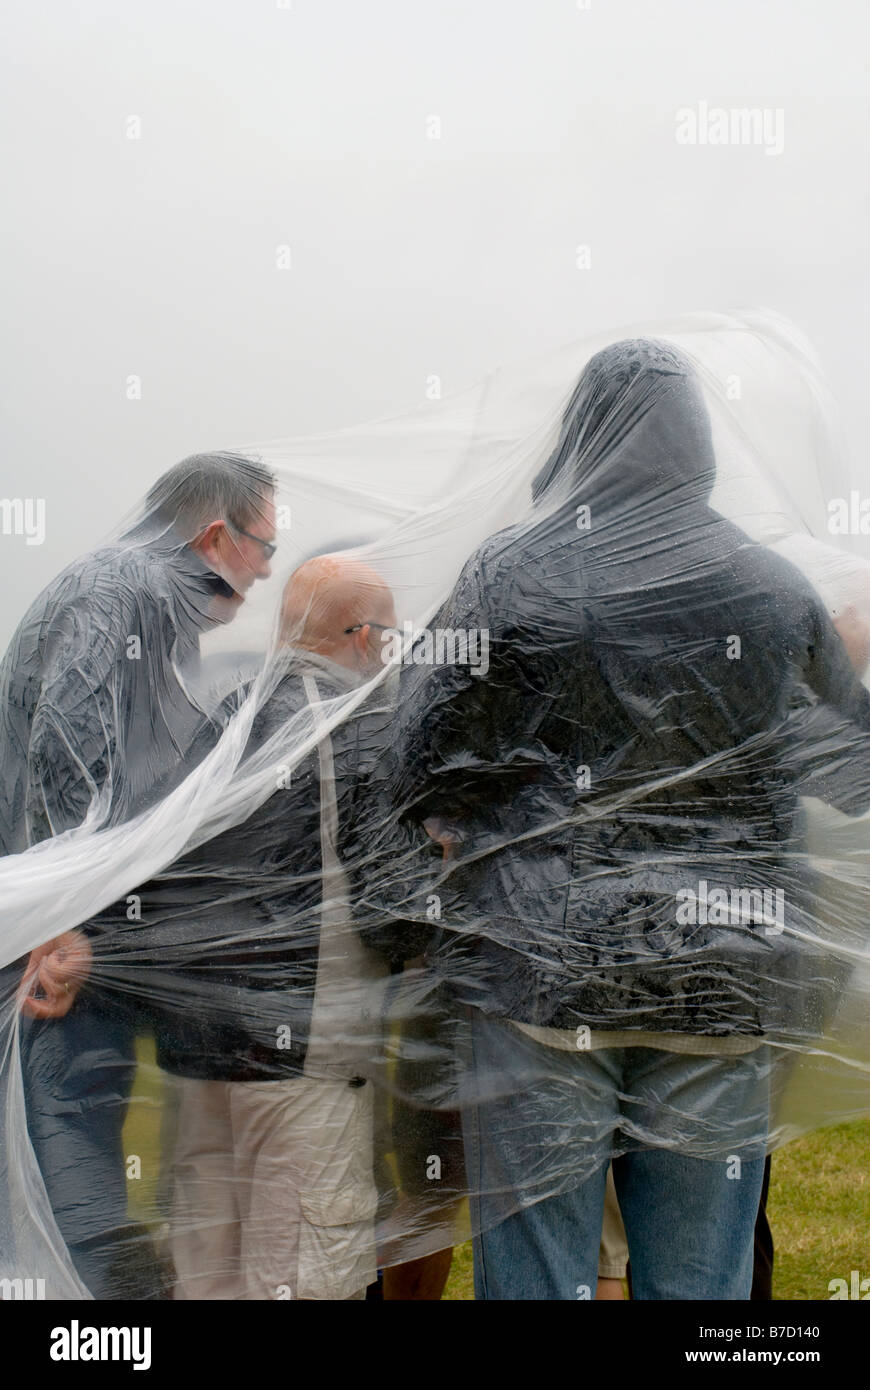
125, 554, 411, 1300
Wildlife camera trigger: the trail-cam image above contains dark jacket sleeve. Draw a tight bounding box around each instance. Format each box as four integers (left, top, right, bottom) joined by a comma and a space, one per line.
791, 595, 870, 815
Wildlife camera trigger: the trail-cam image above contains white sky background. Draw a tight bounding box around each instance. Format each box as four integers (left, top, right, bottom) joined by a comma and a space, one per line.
1, 0, 868, 648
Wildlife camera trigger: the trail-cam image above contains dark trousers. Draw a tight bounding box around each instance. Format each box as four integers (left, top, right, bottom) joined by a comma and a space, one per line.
751, 1156, 774, 1299
20, 996, 160, 1299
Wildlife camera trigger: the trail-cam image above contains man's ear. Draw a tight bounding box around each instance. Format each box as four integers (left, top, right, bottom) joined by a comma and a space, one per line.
353, 623, 371, 663
191, 520, 226, 566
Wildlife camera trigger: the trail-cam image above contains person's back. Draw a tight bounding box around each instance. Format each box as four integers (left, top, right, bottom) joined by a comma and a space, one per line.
384, 336, 870, 1301
0, 540, 216, 857
390, 340, 870, 1038
471, 514, 829, 839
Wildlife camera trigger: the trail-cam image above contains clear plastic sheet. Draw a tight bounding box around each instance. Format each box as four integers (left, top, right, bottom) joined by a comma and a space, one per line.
2, 309, 870, 1300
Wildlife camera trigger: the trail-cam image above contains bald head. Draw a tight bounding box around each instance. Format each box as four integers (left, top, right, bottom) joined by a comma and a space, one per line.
280, 554, 396, 671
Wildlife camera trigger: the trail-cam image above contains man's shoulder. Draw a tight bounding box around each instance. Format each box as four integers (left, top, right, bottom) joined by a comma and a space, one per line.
247, 663, 377, 767
29, 545, 159, 622
247, 665, 332, 744
733, 534, 822, 615
473, 524, 525, 576
442, 528, 519, 618
59, 541, 157, 581
1, 546, 145, 668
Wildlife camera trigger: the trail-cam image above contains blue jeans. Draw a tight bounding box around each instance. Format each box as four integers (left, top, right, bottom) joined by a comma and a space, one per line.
461, 1011, 769, 1300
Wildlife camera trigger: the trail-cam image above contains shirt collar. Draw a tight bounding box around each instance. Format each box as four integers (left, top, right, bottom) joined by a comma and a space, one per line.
279, 646, 363, 693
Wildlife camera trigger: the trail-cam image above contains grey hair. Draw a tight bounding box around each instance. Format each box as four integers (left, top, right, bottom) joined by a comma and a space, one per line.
145, 451, 276, 539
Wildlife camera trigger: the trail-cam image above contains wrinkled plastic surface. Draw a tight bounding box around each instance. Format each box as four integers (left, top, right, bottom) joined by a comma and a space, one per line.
2, 310, 870, 1299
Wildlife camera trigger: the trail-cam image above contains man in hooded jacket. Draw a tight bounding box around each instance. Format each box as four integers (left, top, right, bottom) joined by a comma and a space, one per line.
384, 339, 870, 1299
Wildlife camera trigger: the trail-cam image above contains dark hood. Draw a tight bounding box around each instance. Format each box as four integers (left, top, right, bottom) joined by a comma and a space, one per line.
532, 338, 717, 524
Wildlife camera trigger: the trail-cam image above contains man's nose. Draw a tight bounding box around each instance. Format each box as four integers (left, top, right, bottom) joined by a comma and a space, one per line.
255, 543, 274, 580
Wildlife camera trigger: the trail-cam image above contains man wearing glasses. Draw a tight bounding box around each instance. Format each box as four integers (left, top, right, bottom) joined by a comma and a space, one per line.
136, 553, 419, 1300
1, 450, 276, 1298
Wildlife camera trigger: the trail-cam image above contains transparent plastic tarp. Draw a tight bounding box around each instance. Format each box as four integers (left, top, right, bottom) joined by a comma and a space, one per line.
2, 309, 870, 1300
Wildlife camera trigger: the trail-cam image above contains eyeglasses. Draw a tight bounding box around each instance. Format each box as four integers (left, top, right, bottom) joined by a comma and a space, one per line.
344, 622, 392, 634
228, 522, 277, 560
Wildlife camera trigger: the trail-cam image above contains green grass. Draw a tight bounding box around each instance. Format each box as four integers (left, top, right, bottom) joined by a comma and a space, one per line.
766, 1120, 870, 1300
443, 1240, 475, 1301
122, 1038, 167, 1227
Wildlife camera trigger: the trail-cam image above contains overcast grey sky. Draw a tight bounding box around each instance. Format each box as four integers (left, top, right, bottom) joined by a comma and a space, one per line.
1, 0, 868, 647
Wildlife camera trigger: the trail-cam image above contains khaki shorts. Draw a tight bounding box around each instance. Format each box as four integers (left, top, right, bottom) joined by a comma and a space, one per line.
169, 1074, 379, 1300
